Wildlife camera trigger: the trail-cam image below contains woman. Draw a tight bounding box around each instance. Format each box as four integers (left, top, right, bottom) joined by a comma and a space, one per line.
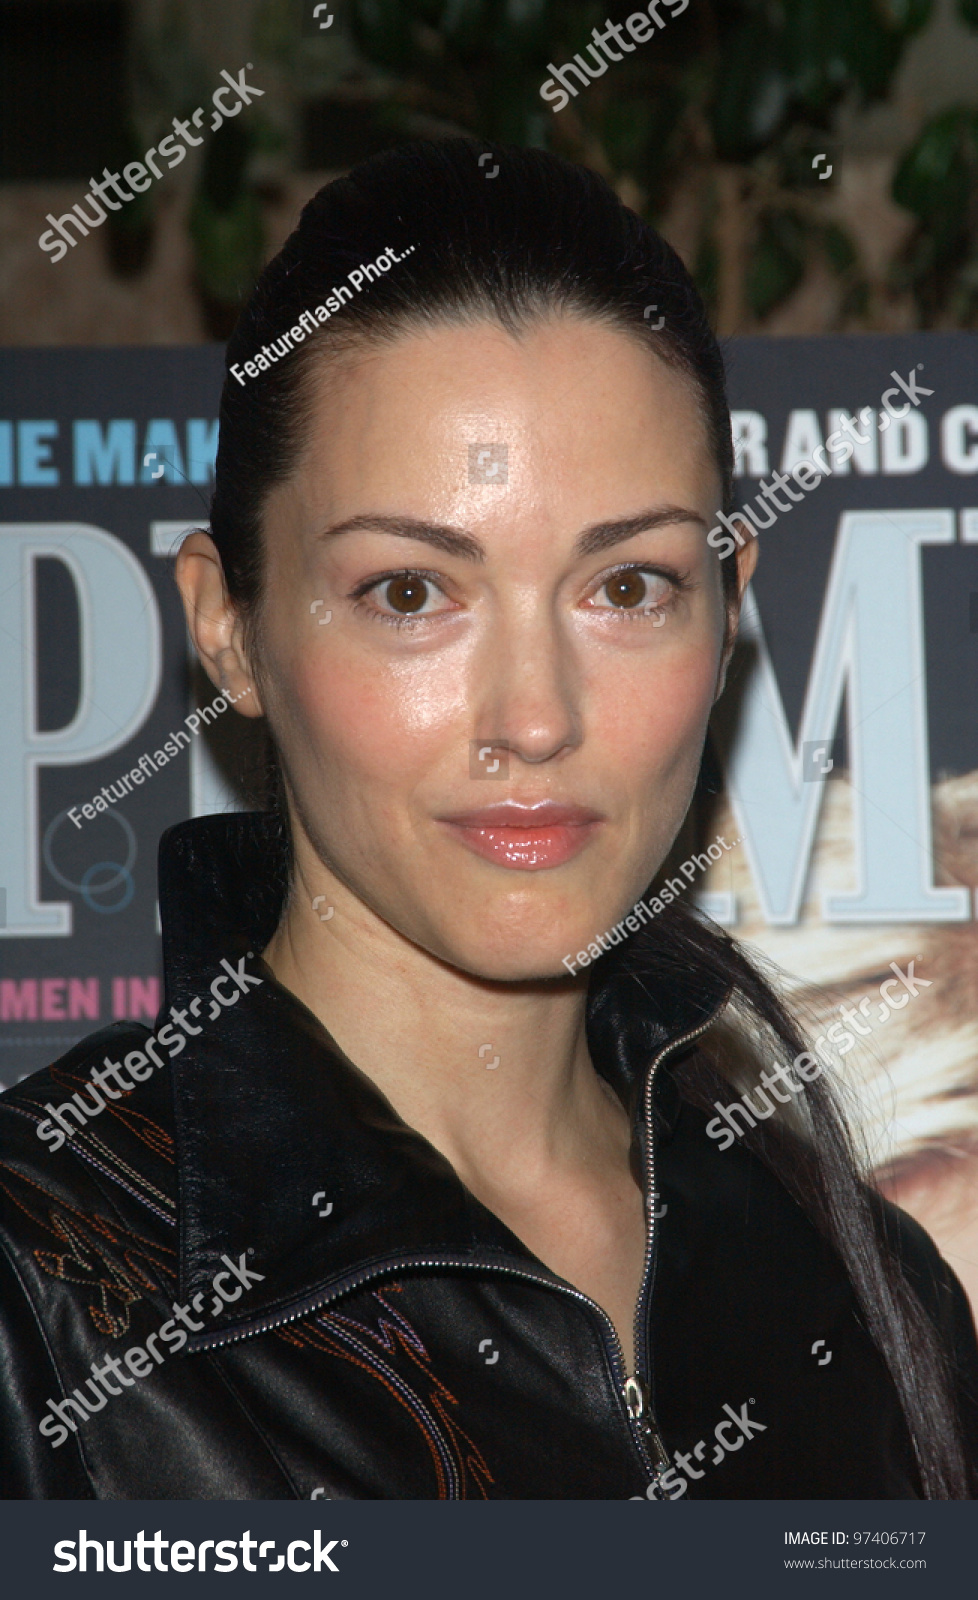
1, 139, 975, 1500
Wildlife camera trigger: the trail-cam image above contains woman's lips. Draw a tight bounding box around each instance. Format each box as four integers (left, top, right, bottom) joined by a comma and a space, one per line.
437, 803, 604, 871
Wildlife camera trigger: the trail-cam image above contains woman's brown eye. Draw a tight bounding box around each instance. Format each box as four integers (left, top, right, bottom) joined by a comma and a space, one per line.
384, 576, 429, 613
605, 571, 648, 608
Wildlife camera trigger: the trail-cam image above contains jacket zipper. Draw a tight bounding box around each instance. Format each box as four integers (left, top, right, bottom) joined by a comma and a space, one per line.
192, 1000, 728, 1494
622, 1001, 730, 1496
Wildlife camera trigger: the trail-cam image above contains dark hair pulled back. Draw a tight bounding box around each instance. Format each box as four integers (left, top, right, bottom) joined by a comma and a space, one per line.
210, 137, 735, 638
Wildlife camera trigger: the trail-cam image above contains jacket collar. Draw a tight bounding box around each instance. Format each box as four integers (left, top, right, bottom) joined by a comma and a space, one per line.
157, 813, 727, 1349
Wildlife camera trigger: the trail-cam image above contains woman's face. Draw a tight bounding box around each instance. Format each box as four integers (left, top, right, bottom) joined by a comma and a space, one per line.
254, 317, 741, 981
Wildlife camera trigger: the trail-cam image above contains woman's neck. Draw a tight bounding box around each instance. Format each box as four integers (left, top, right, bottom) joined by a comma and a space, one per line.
262, 881, 612, 1192
263, 860, 648, 1373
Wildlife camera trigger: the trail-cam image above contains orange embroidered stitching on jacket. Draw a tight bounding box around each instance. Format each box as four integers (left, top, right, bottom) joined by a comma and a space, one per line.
0, 1162, 175, 1338
279, 1287, 494, 1499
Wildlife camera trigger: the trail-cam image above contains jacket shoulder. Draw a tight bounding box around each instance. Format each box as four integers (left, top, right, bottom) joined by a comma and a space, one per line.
3, 1020, 155, 1144
0, 1019, 177, 1258
0, 1025, 180, 1497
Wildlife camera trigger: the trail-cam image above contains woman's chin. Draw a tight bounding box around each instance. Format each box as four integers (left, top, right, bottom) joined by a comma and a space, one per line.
450, 952, 589, 985
420, 923, 606, 985
396, 880, 642, 982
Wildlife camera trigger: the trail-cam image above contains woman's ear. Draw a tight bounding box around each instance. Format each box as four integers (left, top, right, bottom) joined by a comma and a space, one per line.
174, 531, 265, 718
714, 523, 759, 701
734, 529, 759, 601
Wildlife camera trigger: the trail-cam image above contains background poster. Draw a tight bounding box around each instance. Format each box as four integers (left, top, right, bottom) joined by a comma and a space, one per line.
2, 332, 977, 1315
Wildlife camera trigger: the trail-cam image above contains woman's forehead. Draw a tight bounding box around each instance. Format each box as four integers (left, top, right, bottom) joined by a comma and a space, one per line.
288, 318, 717, 509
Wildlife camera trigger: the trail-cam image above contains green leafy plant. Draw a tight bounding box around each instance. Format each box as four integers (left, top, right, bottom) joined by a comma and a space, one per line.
892, 104, 978, 323
126, 0, 978, 332
313, 0, 977, 330
189, 121, 265, 339
102, 124, 157, 278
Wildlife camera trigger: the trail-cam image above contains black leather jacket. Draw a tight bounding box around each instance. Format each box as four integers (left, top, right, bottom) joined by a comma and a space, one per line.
2, 813, 976, 1499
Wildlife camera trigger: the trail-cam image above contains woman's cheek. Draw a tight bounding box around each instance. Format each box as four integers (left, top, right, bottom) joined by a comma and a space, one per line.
589, 640, 717, 773
289, 649, 466, 782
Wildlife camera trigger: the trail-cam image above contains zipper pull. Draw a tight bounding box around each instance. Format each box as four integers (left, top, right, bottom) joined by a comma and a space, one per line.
623, 1374, 671, 1477
623, 1374, 646, 1423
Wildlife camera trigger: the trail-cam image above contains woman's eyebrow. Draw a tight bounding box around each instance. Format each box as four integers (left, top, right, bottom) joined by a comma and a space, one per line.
574, 506, 708, 558
316, 513, 485, 561
316, 505, 706, 562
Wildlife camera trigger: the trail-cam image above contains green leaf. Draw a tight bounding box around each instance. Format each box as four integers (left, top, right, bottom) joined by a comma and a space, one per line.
352, 0, 418, 71
490, 8, 551, 74
746, 211, 808, 317
250, 114, 289, 157
198, 121, 254, 212
710, 15, 790, 160
957, 0, 978, 24
251, 0, 298, 64
189, 191, 265, 303
438, 0, 492, 54
876, 0, 934, 32
601, 98, 658, 174
781, 0, 847, 106
834, 0, 903, 101
822, 221, 857, 274
892, 105, 978, 220
485, 76, 539, 144
777, 0, 925, 110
